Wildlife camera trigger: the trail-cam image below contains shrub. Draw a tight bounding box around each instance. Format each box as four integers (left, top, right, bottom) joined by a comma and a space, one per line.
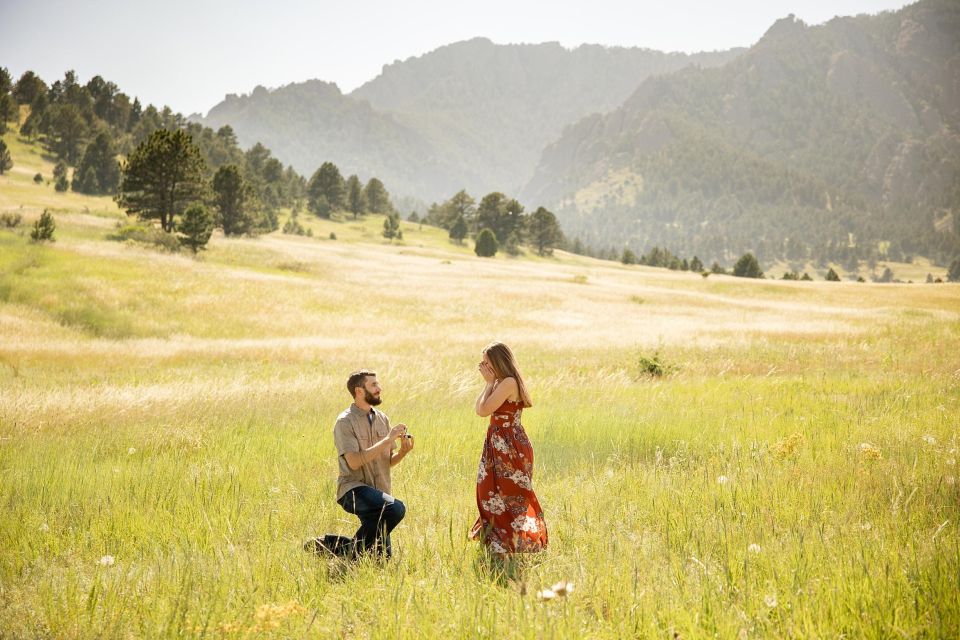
33, 173, 42, 184
0, 212, 22, 228
29, 210, 55, 242
475, 228, 498, 257
282, 213, 307, 236
108, 222, 181, 252
637, 351, 675, 377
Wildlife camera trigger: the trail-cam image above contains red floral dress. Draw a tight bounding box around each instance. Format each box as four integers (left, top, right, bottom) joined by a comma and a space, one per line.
469, 399, 548, 553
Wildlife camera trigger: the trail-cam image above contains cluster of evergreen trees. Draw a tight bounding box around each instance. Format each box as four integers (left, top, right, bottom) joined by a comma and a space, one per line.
423, 190, 564, 257
0, 68, 408, 252
0, 68, 305, 214
305, 161, 393, 219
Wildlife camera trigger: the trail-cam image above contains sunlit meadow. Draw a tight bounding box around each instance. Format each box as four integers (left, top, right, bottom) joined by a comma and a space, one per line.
1, 135, 959, 638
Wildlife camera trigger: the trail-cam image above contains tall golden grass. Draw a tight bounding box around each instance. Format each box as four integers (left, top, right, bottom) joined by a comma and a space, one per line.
1, 130, 959, 637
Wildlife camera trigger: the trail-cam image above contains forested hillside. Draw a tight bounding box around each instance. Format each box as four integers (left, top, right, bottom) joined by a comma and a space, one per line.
198, 39, 741, 201
523, 0, 960, 266
1, 68, 305, 225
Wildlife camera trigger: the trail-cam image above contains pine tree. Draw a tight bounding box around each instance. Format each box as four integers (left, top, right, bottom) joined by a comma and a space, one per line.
307, 162, 344, 218
115, 129, 207, 232
362, 177, 391, 214
948, 259, 960, 283
690, 256, 704, 272
825, 267, 841, 281
71, 131, 120, 195
475, 192, 506, 239
346, 174, 365, 219
53, 160, 69, 192
733, 253, 764, 278
449, 214, 468, 245
382, 212, 400, 241
0, 139, 11, 174
178, 204, 213, 253
527, 206, 564, 256
212, 164, 254, 236
621, 248, 637, 265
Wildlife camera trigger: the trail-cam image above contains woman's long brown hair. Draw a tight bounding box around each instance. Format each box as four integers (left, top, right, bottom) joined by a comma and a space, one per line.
483, 342, 532, 407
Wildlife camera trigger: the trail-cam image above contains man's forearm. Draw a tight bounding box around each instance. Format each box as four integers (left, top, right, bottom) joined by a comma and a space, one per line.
345, 435, 395, 470
390, 449, 407, 467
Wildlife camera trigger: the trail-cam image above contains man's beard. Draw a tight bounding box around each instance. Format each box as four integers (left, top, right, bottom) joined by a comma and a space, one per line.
364, 389, 382, 406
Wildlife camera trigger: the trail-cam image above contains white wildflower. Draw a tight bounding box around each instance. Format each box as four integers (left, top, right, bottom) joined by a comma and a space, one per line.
922, 435, 936, 445
717, 475, 729, 485
748, 543, 761, 554
99, 555, 115, 566
128, 447, 137, 455
39, 523, 50, 533
945, 475, 955, 486
764, 593, 777, 608
536, 588, 557, 601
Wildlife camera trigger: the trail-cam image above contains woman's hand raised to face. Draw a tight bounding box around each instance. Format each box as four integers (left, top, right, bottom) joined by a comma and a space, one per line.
478, 361, 497, 383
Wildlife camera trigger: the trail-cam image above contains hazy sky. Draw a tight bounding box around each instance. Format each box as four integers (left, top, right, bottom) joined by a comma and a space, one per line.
1, 0, 912, 116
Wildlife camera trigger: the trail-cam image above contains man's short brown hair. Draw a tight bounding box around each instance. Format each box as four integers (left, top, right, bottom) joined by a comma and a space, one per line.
347, 369, 376, 398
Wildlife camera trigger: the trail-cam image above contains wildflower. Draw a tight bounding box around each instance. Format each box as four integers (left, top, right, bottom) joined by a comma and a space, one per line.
269, 486, 281, 494
764, 594, 777, 608
945, 476, 956, 486
551, 580, 575, 596
717, 475, 729, 485
947, 458, 956, 467
128, 447, 137, 455
858, 443, 882, 460
922, 435, 936, 445
252, 601, 305, 632
537, 580, 575, 601
748, 543, 761, 554
772, 433, 805, 459
39, 523, 50, 533
859, 521, 872, 531
99, 555, 115, 566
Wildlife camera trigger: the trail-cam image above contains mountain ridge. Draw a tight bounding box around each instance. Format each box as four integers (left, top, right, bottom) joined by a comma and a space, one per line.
196, 38, 743, 201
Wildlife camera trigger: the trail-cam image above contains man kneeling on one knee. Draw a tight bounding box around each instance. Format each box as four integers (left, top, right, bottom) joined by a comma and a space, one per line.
330, 369, 414, 559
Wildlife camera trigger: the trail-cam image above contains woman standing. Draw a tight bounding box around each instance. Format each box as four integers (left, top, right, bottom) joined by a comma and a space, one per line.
469, 342, 548, 554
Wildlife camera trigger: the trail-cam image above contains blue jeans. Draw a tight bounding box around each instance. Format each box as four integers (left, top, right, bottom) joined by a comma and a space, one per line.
337, 485, 406, 558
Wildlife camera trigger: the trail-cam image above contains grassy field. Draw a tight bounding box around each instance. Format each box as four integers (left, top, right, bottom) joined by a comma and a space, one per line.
1, 129, 959, 638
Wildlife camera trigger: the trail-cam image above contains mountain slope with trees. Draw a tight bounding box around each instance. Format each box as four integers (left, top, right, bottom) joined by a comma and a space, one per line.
522, 0, 960, 266
197, 40, 742, 202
